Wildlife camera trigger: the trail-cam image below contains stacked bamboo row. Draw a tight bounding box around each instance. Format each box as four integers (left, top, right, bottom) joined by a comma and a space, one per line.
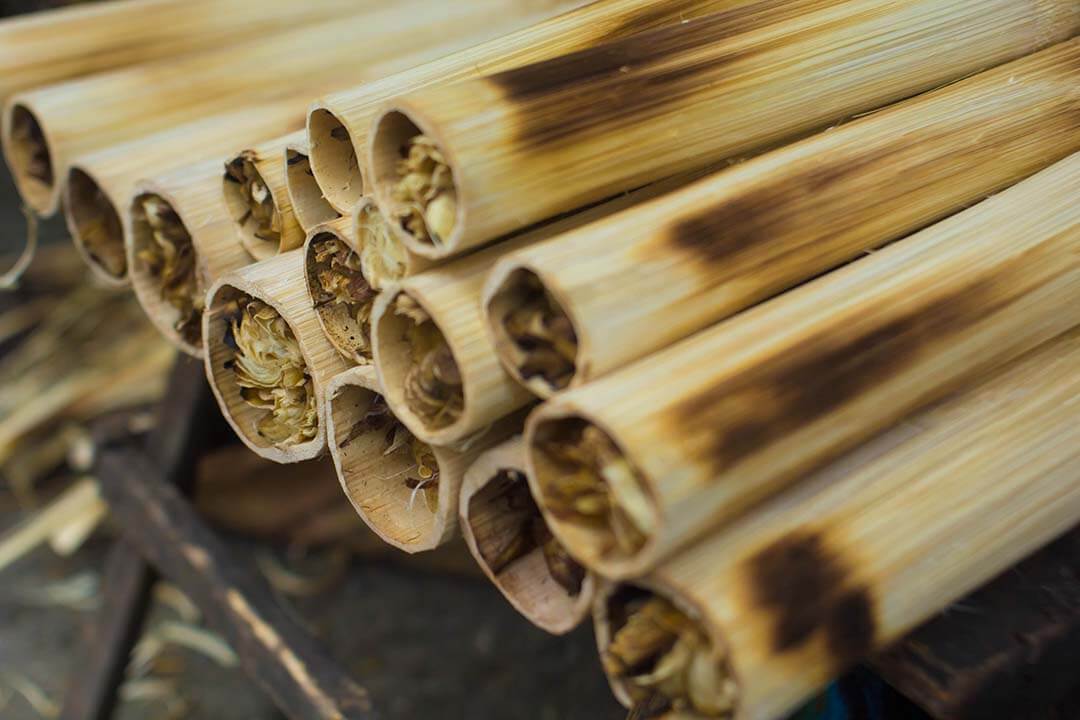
4, 1, 1079, 718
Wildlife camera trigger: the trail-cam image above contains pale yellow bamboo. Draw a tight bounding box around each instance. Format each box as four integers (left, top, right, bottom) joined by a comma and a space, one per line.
594, 328, 1080, 720
526, 152, 1080, 579
3, 0, 581, 216
325, 365, 516, 552
484, 40, 1080, 397
308, 0, 820, 213
204, 250, 349, 463
354, 196, 432, 291
302, 215, 367, 365
285, 135, 340, 234
460, 436, 596, 634
369, 0, 1080, 260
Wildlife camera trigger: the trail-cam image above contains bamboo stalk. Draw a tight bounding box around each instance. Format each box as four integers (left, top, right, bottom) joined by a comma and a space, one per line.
65, 100, 308, 286
325, 365, 516, 552
307, 0, 813, 214
459, 436, 595, 634
2, 0, 582, 216
203, 250, 349, 463
368, 0, 1080, 261
524, 152, 1080, 579
0, 0, 364, 102
593, 327, 1080, 720
355, 196, 432, 291
484, 40, 1080, 397
285, 135, 340, 234
0, 478, 105, 572
302, 215, 369, 365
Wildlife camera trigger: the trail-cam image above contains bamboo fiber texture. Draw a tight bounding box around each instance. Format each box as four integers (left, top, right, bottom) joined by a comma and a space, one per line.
0, 0, 363, 102
459, 436, 596, 634
485, 40, 1080, 397
307, 0, 791, 213
325, 365, 515, 552
370, 0, 1080, 260
595, 327, 1080, 720
526, 152, 1080, 579
3, 0, 581, 216
285, 135, 340, 234
204, 250, 349, 463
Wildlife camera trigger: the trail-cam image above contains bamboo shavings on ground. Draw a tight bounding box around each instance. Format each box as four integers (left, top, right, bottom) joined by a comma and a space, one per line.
526, 151, 1080, 579
369, 0, 1080, 261
595, 326, 1080, 720
483, 39, 1080, 397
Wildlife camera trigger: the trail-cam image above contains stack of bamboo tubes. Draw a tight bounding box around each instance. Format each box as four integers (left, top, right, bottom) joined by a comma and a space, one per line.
4, 1, 1079, 717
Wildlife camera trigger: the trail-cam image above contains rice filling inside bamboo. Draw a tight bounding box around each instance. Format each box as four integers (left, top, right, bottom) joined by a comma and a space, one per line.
603, 586, 735, 719
470, 468, 585, 595
358, 202, 407, 289
394, 293, 464, 429
221, 295, 317, 447
131, 194, 203, 346
306, 232, 375, 361
533, 418, 656, 556
387, 130, 457, 247
66, 169, 125, 278
224, 152, 281, 251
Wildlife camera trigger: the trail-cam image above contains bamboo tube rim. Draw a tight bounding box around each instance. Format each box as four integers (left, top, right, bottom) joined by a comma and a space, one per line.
325, 365, 459, 552
222, 150, 285, 261
308, 106, 364, 215
459, 436, 596, 634
369, 104, 467, 260
302, 216, 371, 365
62, 166, 129, 287
3, 102, 56, 215
286, 141, 340, 231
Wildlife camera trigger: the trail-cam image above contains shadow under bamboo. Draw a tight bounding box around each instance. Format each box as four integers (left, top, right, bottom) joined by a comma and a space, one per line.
484, 39, 1080, 397
525, 152, 1080, 580
302, 215, 370, 365
286, 136, 340, 233
369, 0, 1080, 261
593, 327, 1080, 720
325, 365, 515, 552
459, 436, 595, 634
204, 250, 349, 463
306, 0, 769, 214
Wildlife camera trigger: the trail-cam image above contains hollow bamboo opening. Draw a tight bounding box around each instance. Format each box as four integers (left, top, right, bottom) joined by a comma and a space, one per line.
7, 104, 54, 211
486, 267, 578, 396
328, 379, 444, 548
223, 152, 281, 260
598, 584, 736, 719
357, 200, 407, 290
129, 192, 204, 351
65, 168, 126, 281
205, 286, 320, 453
375, 290, 465, 434
286, 147, 339, 230
466, 467, 588, 624
529, 416, 659, 568
308, 108, 363, 213
304, 228, 375, 364
371, 110, 459, 251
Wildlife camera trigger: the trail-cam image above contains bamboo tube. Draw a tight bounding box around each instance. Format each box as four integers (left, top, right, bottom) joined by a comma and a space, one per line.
525, 152, 1080, 579
286, 135, 340, 233
0, 0, 363, 103
302, 215, 369, 365
484, 40, 1080, 397
459, 436, 595, 634
593, 328, 1080, 720
2, 0, 581, 216
368, 0, 1080, 261
203, 250, 348, 463
308, 0, 815, 214
224, 131, 306, 261
65, 100, 307, 286
355, 196, 432, 291
325, 365, 516, 553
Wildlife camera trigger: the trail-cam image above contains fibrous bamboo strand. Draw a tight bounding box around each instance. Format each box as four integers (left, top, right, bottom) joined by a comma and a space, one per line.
325, 366, 514, 552
460, 436, 594, 634
525, 152, 1080, 579
307, 0, 786, 213
369, 0, 1080, 260
595, 327, 1080, 720
485, 40, 1080, 397
302, 215, 370, 365
204, 250, 348, 463
3, 0, 583, 216
285, 135, 340, 234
